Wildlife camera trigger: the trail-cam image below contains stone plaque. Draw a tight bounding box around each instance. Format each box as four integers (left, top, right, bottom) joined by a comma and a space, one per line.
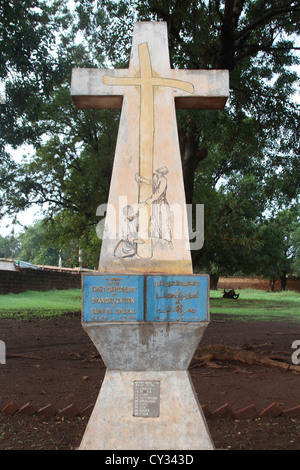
83, 273, 209, 322
146, 274, 209, 322
83, 274, 144, 322
133, 380, 160, 417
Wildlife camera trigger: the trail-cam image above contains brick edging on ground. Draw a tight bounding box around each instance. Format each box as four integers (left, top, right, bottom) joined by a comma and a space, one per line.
1, 401, 300, 420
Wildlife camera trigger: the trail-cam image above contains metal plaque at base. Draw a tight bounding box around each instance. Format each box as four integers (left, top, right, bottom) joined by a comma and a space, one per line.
133, 380, 160, 417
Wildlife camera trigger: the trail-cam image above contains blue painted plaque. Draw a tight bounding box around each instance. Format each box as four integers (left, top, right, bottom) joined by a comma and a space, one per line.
83, 274, 144, 322
83, 274, 209, 322
146, 275, 209, 322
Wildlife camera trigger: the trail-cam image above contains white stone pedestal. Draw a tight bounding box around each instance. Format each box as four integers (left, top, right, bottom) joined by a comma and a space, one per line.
79, 369, 214, 450
79, 318, 214, 450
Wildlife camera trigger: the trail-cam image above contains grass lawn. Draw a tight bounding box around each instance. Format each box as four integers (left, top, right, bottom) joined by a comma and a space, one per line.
0, 289, 82, 319
0, 288, 299, 321
210, 288, 300, 322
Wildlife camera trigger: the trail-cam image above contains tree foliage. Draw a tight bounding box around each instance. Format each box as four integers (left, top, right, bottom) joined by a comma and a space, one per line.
0, 233, 20, 259
17, 220, 60, 266
0, 0, 70, 145
254, 208, 299, 289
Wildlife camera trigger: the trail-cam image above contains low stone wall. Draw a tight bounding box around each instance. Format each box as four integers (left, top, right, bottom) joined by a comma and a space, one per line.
0, 267, 81, 294
1, 269, 299, 295
218, 276, 300, 292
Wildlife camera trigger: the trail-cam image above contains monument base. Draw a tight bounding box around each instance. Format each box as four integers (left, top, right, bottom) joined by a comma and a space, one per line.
79, 369, 214, 450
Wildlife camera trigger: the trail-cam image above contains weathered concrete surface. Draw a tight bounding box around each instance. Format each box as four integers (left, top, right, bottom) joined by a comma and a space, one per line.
79, 370, 214, 450
82, 322, 208, 370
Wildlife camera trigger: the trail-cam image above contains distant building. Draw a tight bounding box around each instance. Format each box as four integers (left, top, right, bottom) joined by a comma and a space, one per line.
0, 258, 16, 271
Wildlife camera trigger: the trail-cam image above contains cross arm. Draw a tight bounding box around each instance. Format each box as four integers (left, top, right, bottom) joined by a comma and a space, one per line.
71, 68, 129, 109
172, 69, 229, 110
71, 67, 229, 110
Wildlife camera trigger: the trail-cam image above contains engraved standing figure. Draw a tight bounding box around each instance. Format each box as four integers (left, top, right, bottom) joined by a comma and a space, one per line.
136, 167, 173, 250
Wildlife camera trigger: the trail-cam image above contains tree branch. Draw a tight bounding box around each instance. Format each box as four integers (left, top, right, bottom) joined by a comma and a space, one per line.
217, 0, 299, 69
236, 3, 300, 46
217, 0, 244, 70
235, 43, 300, 63
232, 0, 246, 29
214, 0, 223, 22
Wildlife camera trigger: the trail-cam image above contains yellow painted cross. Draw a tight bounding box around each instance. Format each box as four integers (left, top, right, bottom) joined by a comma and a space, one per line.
71, 22, 229, 270
103, 42, 194, 258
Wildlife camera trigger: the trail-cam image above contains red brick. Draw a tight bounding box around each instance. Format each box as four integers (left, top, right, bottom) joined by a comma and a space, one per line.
210, 403, 234, 419
15, 402, 36, 416
235, 404, 258, 420
1, 401, 19, 415
37, 404, 57, 417
80, 403, 95, 418
282, 405, 300, 418
57, 404, 79, 418
259, 402, 282, 418
201, 404, 211, 418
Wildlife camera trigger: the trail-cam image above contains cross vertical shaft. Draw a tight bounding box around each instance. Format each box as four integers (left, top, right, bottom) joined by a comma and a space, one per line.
137, 43, 154, 259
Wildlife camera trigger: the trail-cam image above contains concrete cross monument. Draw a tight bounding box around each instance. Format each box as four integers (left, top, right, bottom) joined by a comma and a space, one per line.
72, 22, 229, 450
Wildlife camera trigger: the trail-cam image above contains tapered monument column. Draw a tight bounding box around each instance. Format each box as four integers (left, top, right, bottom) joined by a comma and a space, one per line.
71, 21, 229, 450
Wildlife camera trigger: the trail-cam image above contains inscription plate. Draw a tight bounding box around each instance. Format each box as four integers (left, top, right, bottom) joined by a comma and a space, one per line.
133, 380, 160, 417
82, 273, 209, 322
146, 275, 209, 322
83, 274, 144, 322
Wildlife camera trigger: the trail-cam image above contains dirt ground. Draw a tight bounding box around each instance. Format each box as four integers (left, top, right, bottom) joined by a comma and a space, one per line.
0, 312, 299, 451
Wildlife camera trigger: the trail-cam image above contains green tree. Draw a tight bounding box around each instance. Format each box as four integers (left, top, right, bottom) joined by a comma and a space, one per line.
0, 0, 71, 218
133, 0, 300, 279
0, 1, 119, 267
0, 0, 299, 277
193, 173, 265, 283
0, 0, 70, 132
291, 224, 300, 275
254, 208, 299, 290
106, 0, 300, 205
18, 220, 62, 266
0, 234, 20, 259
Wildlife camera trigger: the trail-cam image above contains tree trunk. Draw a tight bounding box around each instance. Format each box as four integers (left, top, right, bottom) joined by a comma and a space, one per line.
179, 129, 208, 204
192, 344, 300, 373
210, 274, 219, 290
280, 275, 287, 291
